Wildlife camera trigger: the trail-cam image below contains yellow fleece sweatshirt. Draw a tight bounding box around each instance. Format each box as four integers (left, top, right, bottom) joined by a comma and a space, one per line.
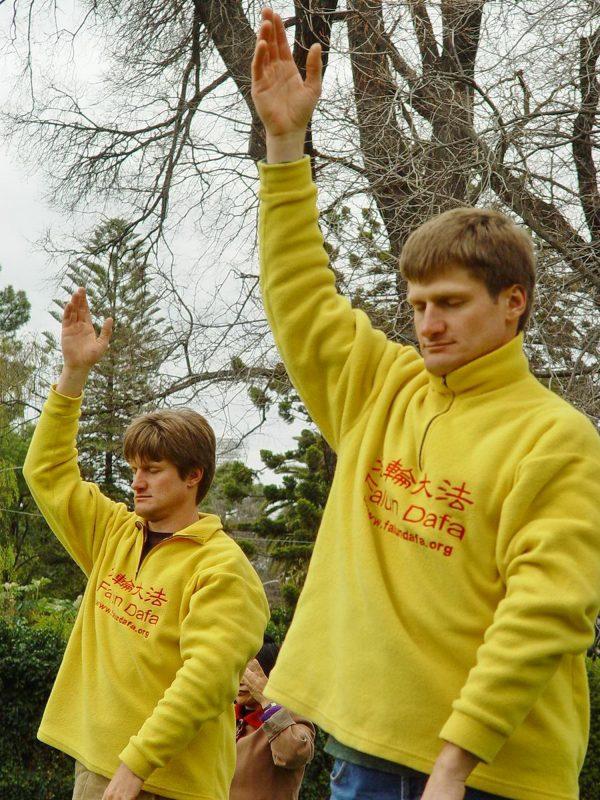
259, 157, 600, 800
23, 388, 270, 800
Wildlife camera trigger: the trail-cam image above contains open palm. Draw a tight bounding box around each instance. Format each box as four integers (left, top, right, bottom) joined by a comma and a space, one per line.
61, 287, 113, 370
251, 8, 322, 137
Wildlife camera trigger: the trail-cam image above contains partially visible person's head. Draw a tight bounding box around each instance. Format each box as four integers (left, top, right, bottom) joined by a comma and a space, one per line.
236, 634, 280, 707
399, 207, 535, 375
255, 634, 279, 677
124, 408, 216, 520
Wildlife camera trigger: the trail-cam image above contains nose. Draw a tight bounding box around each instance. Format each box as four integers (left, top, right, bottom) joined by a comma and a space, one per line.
419, 305, 447, 339
131, 470, 147, 492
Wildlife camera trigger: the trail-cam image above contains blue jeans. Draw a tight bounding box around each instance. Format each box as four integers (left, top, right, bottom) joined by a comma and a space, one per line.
329, 759, 507, 800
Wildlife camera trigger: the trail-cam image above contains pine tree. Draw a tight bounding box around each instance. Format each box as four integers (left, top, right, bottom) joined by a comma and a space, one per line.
54, 219, 173, 501
0, 269, 32, 529
254, 429, 333, 620
0, 267, 32, 415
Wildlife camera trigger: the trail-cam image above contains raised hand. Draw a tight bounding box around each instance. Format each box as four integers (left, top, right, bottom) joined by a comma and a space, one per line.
61, 287, 113, 369
243, 658, 269, 707
57, 287, 113, 397
251, 7, 322, 162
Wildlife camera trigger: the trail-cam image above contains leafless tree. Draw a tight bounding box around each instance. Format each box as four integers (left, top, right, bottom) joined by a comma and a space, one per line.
4, 0, 599, 427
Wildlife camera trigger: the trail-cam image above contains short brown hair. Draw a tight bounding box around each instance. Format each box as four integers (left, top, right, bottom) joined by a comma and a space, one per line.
123, 409, 216, 503
399, 207, 536, 331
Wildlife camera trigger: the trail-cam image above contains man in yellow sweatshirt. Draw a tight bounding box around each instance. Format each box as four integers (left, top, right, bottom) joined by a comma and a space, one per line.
250, 9, 600, 800
23, 287, 270, 800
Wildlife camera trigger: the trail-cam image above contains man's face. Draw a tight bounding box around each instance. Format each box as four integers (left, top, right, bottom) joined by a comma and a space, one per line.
407, 265, 526, 376
129, 458, 193, 523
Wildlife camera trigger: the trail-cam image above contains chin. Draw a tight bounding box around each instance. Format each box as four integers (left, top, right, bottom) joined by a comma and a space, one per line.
424, 357, 453, 376
135, 506, 157, 521
236, 693, 252, 706
423, 349, 471, 375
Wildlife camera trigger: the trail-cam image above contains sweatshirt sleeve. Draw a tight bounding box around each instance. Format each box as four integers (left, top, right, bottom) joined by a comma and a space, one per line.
22, 387, 121, 576
259, 157, 420, 450
439, 417, 600, 762
119, 554, 269, 779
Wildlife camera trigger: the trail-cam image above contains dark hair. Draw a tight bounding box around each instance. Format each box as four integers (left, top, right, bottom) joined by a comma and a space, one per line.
256, 634, 279, 677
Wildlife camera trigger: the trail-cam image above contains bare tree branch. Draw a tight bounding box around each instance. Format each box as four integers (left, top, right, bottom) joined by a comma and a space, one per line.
407, 0, 439, 71
573, 27, 600, 242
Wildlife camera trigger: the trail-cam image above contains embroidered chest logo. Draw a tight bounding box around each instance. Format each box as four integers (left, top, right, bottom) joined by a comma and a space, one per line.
95, 568, 169, 639
364, 458, 475, 558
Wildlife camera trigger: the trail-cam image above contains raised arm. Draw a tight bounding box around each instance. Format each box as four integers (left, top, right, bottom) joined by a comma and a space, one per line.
252, 11, 419, 449
23, 287, 116, 574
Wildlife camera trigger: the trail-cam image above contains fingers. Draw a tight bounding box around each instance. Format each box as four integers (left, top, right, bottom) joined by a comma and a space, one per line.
99, 317, 114, 347
63, 286, 85, 326
65, 287, 90, 327
305, 43, 323, 93
251, 38, 270, 84
62, 300, 77, 327
77, 286, 94, 325
272, 10, 292, 62
253, 9, 292, 77
266, 18, 279, 64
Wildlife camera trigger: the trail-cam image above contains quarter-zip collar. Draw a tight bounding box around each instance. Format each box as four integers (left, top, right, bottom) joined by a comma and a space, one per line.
427, 333, 529, 397
134, 512, 223, 545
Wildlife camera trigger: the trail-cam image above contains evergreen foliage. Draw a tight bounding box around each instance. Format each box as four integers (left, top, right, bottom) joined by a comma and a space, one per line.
0, 422, 83, 595
0, 619, 72, 800
200, 460, 260, 532
580, 658, 600, 798
254, 428, 332, 624
300, 727, 332, 800
53, 219, 173, 501
0, 278, 31, 335
0, 267, 33, 419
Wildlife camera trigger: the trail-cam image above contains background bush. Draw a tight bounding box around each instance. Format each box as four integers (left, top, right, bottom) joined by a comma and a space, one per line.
300, 727, 332, 800
0, 619, 73, 800
580, 659, 600, 799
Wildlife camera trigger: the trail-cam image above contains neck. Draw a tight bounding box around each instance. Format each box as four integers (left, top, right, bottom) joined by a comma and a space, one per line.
146, 507, 200, 534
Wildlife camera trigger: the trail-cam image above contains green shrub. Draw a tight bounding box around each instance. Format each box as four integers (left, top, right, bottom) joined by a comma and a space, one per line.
0, 619, 73, 800
581, 658, 600, 798
300, 726, 333, 800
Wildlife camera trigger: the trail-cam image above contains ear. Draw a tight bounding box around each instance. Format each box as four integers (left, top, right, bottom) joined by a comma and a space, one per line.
186, 467, 204, 489
504, 284, 527, 326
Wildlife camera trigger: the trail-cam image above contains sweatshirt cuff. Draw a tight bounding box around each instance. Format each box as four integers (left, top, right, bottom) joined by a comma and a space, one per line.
262, 708, 297, 742
119, 742, 154, 781
258, 156, 312, 193
439, 710, 508, 764
47, 384, 83, 413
